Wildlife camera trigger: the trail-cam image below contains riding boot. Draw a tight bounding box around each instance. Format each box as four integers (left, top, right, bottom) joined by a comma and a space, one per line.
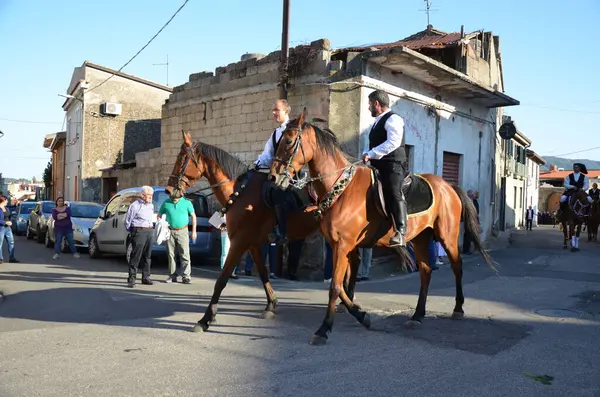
268, 204, 289, 245
389, 198, 408, 247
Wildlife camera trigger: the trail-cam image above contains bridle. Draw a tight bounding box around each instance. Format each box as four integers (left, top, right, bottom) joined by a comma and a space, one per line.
170, 143, 201, 193
272, 124, 306, 185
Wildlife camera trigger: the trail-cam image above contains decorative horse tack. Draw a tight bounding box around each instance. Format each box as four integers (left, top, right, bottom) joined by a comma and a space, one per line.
314, 164, 356, 220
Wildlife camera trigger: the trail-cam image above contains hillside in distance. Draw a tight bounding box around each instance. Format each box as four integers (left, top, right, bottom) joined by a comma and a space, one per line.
540, 156, 600, 171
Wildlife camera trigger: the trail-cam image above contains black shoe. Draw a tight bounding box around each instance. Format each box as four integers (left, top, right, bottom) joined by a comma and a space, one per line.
389, 231, 406, 247
288, 274, 299, 281
268, 228, 288, 245
127, 277, 136, 288
182, 277, 191, 284
141, 278, 154, 285
9, 259, 19, 263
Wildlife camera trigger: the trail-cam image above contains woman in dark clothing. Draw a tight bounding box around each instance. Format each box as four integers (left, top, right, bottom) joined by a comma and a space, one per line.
0, 196, 19, 264
51, 197, 80, 260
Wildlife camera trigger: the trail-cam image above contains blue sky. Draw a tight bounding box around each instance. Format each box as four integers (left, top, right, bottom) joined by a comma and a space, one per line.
0, 0, 598, 179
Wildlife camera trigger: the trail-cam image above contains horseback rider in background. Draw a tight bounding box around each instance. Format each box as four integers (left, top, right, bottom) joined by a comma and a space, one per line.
588, 182, 600, 201
559, 163, 593, 217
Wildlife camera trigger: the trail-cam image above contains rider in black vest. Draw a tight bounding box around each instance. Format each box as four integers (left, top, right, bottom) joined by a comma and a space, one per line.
362, 90, 408, 247
560, 162, 591, 212
589, 183, 599, 201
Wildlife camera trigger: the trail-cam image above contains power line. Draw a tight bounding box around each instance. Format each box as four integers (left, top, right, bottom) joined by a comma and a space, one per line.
0, 117, 63, 125
519, 104, 600, 115
552, 146, 600, 158
85, 0, 190, 94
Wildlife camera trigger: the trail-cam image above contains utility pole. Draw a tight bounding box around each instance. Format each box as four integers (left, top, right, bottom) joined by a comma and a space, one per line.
153, 54, 169, 86
279, 0, 290, 99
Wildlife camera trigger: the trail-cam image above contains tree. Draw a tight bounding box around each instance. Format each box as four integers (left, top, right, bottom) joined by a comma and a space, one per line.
42, 160, 52, 189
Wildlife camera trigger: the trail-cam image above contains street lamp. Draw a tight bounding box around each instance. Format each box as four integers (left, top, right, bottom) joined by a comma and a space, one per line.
58, 93, 83, 103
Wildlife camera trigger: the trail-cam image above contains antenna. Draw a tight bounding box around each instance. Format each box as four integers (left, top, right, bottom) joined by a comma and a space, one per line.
153, 54, 169, 86
419, 0, 438, 27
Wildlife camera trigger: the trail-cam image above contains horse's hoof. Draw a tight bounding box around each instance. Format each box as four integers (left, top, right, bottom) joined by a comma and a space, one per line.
452, 311, 465, 320
259, 310, 275, 320
335, 305, 346, 313
309, 334, 328, 346
362, 312, 371, 329
192, 322, 209, 333
404, 320, 422, 329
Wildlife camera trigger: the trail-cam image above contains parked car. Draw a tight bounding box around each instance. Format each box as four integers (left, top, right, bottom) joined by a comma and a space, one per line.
45, 201, 104, 252
26, 201, 56, 243
88, 186, 214, 263
10, 201, 36, 235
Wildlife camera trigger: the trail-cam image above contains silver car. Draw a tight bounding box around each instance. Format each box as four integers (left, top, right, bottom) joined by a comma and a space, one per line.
11, 201, 36, 235
45, 201, 104, 252
88, 186, 214, 263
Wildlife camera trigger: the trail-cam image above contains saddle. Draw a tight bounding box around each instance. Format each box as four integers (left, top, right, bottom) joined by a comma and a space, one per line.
368, 168, 434, 218
261, 174, 318, 211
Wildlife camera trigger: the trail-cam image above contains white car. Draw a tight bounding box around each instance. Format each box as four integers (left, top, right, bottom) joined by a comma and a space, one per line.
45, 201, 104, 251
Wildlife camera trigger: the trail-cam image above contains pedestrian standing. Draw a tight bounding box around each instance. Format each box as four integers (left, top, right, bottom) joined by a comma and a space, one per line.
0, 196, 19, 264
124, 186, 155, 288
51, 197, 80, 260
159, 194, 196, 284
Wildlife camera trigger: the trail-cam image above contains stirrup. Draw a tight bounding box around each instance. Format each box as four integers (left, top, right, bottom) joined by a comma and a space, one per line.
389, 231, 406, 247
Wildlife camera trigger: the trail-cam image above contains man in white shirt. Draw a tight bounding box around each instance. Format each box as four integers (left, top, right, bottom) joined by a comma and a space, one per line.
588, 182, 599, 201
559, 163, 592, 214
254, 99, 294, 244
525, 205, 535, 231
361, 90, 408, 247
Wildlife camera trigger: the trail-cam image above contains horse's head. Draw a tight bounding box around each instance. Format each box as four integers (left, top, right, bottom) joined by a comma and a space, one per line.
269, 108, 314, 189
570, 189, 591, 218
166, 130, 205, 199
269, 108, 341, 190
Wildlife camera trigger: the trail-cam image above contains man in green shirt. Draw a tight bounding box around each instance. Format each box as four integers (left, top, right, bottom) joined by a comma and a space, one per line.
159, 196, 197, 284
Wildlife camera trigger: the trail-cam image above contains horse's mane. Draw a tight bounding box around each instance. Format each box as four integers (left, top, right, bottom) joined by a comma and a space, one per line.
196, 141, 249, 181
290, 116, 354, 161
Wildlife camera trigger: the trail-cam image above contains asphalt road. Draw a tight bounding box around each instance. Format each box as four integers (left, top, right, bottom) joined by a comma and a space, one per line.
0, 225, 599, 397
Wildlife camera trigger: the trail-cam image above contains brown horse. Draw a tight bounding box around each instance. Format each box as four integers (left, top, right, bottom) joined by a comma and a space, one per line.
559, 190, 590, 251
269, 109, 497, 345
165, 131, 359, 333
587, 198, 600, 242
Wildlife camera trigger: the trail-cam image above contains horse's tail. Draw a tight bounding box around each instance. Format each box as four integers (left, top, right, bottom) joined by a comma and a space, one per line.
451, 185, 498, 274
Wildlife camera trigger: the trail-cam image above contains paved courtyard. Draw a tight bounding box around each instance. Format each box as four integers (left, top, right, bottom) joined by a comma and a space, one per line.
0, 225, 598, 396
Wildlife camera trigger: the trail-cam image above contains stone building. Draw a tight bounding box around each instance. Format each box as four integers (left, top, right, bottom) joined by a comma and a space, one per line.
42, 131, 66, 200
60, 61, 172, 203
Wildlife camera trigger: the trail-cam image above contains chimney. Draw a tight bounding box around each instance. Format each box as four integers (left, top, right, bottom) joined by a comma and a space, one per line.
550, 164, 559, 172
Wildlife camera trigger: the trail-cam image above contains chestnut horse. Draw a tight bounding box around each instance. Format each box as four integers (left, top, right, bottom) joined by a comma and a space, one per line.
269, 110, 497, 345
587, 198, 600, 242
559, 190, 590, 251
165, 131, 358, 333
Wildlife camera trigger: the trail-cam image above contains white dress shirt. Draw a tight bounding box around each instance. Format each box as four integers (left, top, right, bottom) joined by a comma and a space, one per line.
564, 172, 589, 191
363, 109, 405, 160
254, 119, 289, 168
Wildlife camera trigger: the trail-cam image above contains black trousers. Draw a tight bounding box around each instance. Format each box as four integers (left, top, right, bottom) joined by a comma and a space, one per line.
526, 219, 533, 230
128, 228, 153, 279
372, 160, 406, 231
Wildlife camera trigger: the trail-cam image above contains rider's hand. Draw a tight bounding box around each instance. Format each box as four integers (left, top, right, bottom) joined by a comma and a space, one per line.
362, 153, 370, 164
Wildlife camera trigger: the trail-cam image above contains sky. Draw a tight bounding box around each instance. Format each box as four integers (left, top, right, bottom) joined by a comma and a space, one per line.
0, 0, 599, 180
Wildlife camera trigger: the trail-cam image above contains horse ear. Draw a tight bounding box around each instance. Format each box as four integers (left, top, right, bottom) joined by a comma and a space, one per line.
182, 130, 192, 147
298, 107, 307, 126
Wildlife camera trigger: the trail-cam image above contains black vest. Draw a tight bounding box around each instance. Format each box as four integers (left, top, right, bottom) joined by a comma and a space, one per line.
271, 129, 282, 152
368, 111, 406, 163
569, 173, 584, 189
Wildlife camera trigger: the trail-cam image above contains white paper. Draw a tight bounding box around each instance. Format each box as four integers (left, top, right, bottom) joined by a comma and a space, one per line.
208, 211, 225, 229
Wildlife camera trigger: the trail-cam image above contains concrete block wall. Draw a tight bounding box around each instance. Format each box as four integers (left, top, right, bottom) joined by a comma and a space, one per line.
158, 39, 334, 278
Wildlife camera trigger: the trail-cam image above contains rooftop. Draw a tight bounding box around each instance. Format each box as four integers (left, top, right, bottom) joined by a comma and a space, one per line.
540, 170, 600, 180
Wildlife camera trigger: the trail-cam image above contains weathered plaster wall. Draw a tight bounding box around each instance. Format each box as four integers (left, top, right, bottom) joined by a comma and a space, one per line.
76, 67, 170, 202
355, 64, 496, 241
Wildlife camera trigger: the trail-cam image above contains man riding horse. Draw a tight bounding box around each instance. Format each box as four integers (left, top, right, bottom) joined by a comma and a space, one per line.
559, 162, 593, 217
589, 182, 599, 201
361, 90, 408, 247
254, 99, 301, 245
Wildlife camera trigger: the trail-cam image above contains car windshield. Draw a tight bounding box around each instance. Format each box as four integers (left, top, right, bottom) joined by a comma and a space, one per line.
153, 191, 208, 217
42, 202, 55, 213
70, 204, 103, 219
19, 203, 36, 214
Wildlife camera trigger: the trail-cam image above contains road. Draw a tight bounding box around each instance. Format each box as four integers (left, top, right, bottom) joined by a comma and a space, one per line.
0, 225, 599, 397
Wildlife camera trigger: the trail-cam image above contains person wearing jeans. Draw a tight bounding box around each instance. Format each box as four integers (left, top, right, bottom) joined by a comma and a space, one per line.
51, 197, 80, 260
0, 196, 19, 264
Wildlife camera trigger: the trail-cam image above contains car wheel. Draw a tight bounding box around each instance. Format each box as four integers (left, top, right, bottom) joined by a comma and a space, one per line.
45, 231, 52, 248
26, 224, 33, 240
126, 239, 133, 265
36, 226, 44, 243
88, 234, 102, 259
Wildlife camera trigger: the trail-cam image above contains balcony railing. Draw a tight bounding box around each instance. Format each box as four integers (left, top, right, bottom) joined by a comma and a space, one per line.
515, 162, 526, 179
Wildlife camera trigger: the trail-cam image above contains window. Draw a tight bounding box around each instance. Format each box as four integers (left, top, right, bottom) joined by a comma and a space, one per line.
42, 202, 56, 214
519, 187, 523, 208
442, 151, 461, 185
514, 186, 517, 209
118, 193, 142, 214
104, 195, 121, 218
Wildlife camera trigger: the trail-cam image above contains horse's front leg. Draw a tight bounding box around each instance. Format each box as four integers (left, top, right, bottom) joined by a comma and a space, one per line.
562, 222, 568, 249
